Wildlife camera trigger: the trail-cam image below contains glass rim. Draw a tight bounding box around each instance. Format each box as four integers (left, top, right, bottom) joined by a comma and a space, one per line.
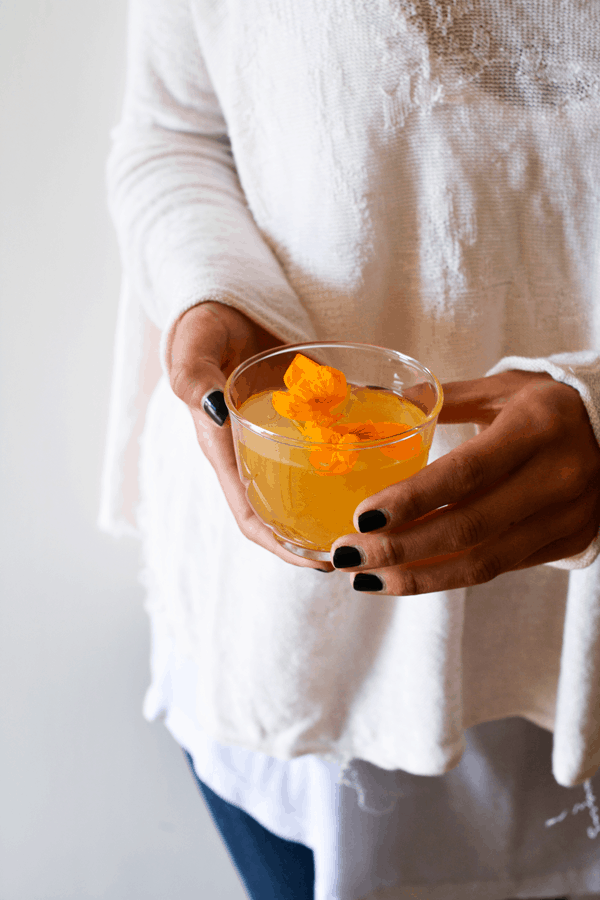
224, 341, 444, 448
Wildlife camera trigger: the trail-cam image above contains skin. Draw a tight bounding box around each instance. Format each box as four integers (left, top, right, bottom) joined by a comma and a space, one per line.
167, 300, 335, 572
169, 302, 600, 589
334, 371, 600, 593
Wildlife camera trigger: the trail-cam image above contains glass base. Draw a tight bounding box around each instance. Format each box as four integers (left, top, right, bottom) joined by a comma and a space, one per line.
273, 534, 331, 562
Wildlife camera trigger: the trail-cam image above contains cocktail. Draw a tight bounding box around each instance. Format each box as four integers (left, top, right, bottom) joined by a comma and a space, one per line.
224, 342, 443, 561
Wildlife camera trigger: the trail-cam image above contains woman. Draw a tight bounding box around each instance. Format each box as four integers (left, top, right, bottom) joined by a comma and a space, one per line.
103, 1, 600, 897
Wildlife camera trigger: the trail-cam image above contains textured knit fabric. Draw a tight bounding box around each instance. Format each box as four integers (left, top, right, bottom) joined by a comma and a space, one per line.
103, 0, 600, 788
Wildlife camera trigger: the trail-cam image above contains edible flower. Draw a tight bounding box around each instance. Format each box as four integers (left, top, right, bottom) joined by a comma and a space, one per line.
272, 353, 348, 425
357, 421, 422, 461
272, 353, 422, 475
297, 421, 363, 475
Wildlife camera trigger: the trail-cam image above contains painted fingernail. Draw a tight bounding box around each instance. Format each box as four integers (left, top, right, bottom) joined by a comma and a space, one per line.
333, 546, 363, 568
358, 510, 387, 533
353, 573, 383, 592
203, 390, 229, 426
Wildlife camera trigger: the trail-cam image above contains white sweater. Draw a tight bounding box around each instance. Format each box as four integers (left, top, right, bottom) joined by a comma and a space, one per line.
103, 0, 600, 789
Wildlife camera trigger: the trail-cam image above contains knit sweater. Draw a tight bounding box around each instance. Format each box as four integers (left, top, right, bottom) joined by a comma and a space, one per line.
103, 0, 600, 787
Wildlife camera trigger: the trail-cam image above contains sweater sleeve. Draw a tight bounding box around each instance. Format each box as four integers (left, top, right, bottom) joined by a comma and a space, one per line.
486, 351, 600, 569
107, 0, 317, 372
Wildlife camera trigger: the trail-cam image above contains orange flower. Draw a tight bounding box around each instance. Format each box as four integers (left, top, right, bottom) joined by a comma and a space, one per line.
272, 354, 422, 475
298, 422, 362, 476
272, 354, 349, 425
283, 354, 347, 404
271, 390, 319, 422
353, 421, 422, 461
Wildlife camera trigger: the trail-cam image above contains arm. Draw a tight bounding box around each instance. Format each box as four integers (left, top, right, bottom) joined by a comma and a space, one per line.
107, 0, 317, 368
107, 0, 328, 569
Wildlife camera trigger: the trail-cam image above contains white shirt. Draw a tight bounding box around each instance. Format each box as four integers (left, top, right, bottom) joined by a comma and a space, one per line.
145, 619, 600, 900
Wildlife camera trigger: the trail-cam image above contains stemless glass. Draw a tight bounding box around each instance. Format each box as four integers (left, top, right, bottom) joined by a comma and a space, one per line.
224, 342, 443, 561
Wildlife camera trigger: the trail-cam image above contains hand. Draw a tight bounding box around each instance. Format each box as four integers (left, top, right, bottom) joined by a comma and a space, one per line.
167, 302, 335, 572
330, 370, 600, 593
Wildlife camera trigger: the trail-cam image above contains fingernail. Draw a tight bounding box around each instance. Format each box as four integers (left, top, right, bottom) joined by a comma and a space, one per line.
353, 573, 383, 592
333, 546, 363, 568
203, 390, 229, 426
358, 510, 387, 533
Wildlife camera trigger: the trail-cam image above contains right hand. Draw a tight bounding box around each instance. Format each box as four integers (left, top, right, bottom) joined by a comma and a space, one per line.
167, 302, 334, 572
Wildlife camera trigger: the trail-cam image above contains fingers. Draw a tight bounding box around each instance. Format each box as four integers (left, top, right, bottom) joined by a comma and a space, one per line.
336, 372, 600, 591
341, 493, 599, 595
189, 400, 332, 569
353, 398, 543, 536
328, 369, 600, 590
333, 443, 588, 571
352, 375, 588, 536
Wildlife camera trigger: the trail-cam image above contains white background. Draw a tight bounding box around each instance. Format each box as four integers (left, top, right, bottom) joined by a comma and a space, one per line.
0, 2, 246, 897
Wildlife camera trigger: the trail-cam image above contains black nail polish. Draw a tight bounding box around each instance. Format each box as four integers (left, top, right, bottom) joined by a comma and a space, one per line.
203, 390, 229, 426
353, 573, 383, 592
358, 510, 387, 533
333, 546, 363, 568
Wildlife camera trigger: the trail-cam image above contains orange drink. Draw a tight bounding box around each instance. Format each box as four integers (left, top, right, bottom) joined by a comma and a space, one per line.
225, 343, 442, 561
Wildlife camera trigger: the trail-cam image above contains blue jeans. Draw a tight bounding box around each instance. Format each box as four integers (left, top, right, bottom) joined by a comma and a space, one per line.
183, 749, 315, 900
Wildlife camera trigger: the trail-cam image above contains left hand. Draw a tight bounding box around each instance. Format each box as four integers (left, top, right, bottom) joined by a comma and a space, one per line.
330, 370, 600, 594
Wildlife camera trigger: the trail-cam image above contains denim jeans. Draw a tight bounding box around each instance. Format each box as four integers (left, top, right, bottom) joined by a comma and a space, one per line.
183, 749, 315, 900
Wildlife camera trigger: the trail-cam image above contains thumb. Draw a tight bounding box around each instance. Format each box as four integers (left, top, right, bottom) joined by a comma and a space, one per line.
168, 303, 234, 426
438, 370, 555, 426
437, 377, 500, 426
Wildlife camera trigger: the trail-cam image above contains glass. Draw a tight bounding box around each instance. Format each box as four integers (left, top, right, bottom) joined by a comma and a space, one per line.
224, 342, 443, 561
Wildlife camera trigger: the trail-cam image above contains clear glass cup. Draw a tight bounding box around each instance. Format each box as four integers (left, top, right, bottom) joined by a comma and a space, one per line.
224, 342, 443, 561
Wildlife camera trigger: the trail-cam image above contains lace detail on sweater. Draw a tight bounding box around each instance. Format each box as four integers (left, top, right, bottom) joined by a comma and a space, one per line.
396, 0, 600, 106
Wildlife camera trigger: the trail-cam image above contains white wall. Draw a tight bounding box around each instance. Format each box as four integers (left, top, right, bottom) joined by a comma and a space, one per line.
0, 3, 245, 897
